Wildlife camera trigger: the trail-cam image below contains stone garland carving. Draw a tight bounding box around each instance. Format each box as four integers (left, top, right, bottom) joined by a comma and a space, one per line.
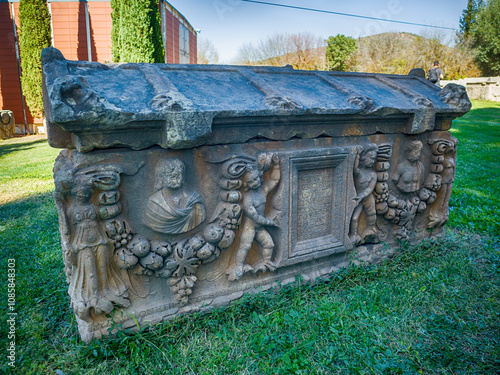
365, 141, 423, 240
390, 140, 427, 240
350, 140, 432, 244
56, 152, 282, 315
375, 141, 429, 240
355, 138, 456, 242
57, 140, 457, 320
426, 137, 458, 229
356, 143, 392, 243
123, 161, 235, 304
109, 157, 229, 306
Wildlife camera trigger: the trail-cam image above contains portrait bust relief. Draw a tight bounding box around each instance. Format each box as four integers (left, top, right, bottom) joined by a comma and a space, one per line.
143, 158, 206, 234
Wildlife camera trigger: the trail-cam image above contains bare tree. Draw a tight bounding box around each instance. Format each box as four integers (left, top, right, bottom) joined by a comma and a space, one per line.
197, 37, 220, 64
235, 32, 326, 70
354, 32, 480, 79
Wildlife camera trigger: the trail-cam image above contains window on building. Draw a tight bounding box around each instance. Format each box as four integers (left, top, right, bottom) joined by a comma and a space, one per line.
179, 23, 190, 64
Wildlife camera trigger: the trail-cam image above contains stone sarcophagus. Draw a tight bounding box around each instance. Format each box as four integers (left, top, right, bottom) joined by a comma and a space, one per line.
41, 47, 470, 342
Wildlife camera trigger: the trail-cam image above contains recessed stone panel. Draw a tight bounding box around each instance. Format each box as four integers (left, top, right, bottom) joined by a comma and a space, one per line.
285, 149, 352, 266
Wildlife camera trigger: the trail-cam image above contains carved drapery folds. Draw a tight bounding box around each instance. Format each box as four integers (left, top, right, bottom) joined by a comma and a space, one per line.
53, 153, 141, 319
143, 158, 206, 235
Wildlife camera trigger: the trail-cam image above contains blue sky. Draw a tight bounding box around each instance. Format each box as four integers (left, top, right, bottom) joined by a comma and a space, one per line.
168, 0, 468, 63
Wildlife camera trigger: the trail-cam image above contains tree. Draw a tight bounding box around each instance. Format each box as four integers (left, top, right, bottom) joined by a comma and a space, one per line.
459, 0, 483, 39
353, 32, 480, 79
325, 34, 357, 72
197, 37, 219, 64
18, 0, 52, 118
472, 0, 500, 76
111, 0, 164, 63
235, 32, 326, 70
110, 0, 121, 62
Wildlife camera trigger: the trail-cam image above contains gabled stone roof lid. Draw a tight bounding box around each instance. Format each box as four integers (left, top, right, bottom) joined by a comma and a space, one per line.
42, 48, 471, 152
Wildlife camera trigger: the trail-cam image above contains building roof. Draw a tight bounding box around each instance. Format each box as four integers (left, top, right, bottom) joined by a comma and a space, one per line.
163, 0, 196, 34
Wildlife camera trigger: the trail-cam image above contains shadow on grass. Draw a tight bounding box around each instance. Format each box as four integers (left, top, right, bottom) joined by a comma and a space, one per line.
457, 104, 500, 124
0, 191, 58, 256
0, 139, 49, 157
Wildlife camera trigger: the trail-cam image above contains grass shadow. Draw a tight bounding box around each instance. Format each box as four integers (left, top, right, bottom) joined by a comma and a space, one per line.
0, 139, 49, 157
456, 101, 500, 124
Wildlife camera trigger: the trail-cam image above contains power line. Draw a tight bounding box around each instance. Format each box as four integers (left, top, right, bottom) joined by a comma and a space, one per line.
239, 0, 459, 31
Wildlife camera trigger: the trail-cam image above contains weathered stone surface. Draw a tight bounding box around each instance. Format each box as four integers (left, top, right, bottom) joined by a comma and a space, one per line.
441, 77, 500, 102
42, 47, 470, 152
0, 110, 15, 139
42, 48, 470, 342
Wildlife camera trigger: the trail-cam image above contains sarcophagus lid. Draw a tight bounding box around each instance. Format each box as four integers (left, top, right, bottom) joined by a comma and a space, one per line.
42, 47, 469, 152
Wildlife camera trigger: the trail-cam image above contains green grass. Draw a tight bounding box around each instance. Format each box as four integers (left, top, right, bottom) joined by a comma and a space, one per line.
448, 100, 500, 235
0, 135, 60, 205
0, 101, 499, 374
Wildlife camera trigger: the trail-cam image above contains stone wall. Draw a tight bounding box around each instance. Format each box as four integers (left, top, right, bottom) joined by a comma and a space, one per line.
441, 77, 500, 102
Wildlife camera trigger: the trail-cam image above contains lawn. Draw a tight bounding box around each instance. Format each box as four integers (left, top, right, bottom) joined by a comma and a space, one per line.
0, 101, 499, 374
449, 100, 500, 235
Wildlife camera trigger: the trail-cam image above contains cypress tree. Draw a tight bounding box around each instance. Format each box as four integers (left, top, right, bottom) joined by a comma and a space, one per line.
110, 0, 121, 62
18, 0, 52, 118
459, 0, 483, 39
112, 0, 164, 63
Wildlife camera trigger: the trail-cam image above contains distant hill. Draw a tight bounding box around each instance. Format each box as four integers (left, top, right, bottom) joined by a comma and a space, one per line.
237, 32, 480, 79
351, 32, 480, 79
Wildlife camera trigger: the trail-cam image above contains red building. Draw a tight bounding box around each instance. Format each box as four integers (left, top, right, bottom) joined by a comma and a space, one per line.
0, 0, 197, 131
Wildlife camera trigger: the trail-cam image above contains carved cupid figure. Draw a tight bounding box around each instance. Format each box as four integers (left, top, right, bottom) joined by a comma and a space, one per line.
349, 144, 378, 245
227, 153, 280, 281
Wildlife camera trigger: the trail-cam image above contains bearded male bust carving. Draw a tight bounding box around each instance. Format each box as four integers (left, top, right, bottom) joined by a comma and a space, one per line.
143, 158, 206, 234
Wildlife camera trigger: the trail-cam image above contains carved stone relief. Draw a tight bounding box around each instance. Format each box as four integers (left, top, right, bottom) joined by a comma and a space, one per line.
225, 153, 281, 281
0, 110, 15, 139
347, 135, 459, 244
438, 83, 472, 110
349, 143, 379, 245
54, 149, 284, 316
52, 133, 458, 340
143, 158, 206, 235
53, 153, 142, 319
50, 75, 114, 120
426, 137, 458, 229
286, 148, 350, 264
